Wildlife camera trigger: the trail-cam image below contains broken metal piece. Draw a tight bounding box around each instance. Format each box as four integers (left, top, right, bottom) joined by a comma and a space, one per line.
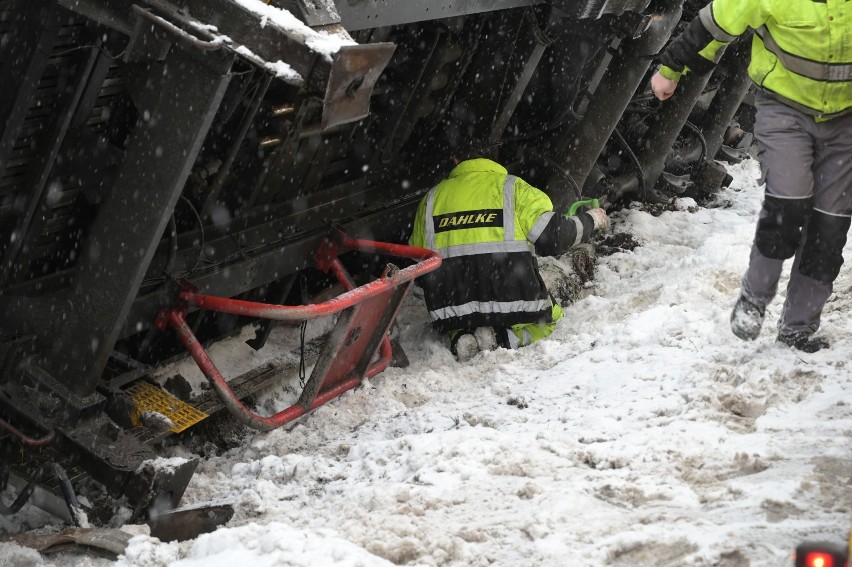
4, 528, 134, 557
146, 502, 235, 542
320, 43, 396, 130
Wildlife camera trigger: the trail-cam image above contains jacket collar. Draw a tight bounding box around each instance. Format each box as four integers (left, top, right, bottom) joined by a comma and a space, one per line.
448, 158, 507, 178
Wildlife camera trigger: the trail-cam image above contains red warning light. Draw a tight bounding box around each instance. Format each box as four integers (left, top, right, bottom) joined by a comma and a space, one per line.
795, 541, 848, 567
802, 552, 834, 567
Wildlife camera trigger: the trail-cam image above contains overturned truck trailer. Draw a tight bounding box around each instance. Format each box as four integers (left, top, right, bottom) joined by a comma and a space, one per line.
0, 0, 753, 524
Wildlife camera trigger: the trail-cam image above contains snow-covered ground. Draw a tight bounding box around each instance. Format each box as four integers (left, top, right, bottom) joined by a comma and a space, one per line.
3, 158, 852, 566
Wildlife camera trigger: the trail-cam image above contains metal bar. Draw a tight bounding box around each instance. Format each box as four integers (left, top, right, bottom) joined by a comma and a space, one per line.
336, 0, 545, 31
151, 0, 317, 78
697, 38, 752, 161
0, 3, 60, 174
550, 0, 683, 211
161, 232, 439, 431
488, 11, 554, 145
0, 193, 423, 339
70, 42, 120, 130
244, 274, 297, 351
1, 45, 101, 287
130, 5, 223, 52
41, 42, 235, 399
56, 0, 134, 34
0, 417, 55, 447
366, 335, 393, 379
178, 236, 440, 321
327, 256, 357, 290
201, 73, 273, 221
630, 69, 714, 194
167, 307, 391, 431
552, 0, 652, 20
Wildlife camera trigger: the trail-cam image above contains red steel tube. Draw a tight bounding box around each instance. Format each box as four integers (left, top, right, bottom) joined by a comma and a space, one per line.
366, 335, 393, 379
180, 238, 440, 320
163, 234, 439, 431
167, 309, 392, 431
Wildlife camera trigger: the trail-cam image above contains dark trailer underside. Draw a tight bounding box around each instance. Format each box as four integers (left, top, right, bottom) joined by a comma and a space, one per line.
0, 0, 753, 523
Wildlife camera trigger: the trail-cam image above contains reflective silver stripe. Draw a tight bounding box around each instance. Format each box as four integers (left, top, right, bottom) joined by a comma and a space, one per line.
570, 215, 584, 246
829, 66, 852, 82
505, 329, 531, 349
765, 192, 812, 200
700, 4, 738, 43
507, 330, 520, 349
437, 240, 532, 259
428, 298, 552, 321
503, 175, 517, 241
757, 26, 852, 82
424, 186, 438, 250
528, 212, 554, 244
814, 207, 852, 219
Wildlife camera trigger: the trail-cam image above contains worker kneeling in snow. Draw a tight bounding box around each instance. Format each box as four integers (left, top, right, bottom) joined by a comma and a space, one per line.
409, 149, 609, 362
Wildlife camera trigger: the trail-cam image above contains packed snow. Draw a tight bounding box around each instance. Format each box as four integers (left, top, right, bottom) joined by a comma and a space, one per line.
184, 0, 358, 85
231, 0, 356, 59
3, 158, 852, 566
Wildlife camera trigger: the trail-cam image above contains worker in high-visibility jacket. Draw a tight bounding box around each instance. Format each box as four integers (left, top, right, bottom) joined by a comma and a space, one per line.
651, 0, 852, 353
409, 157, 609, 361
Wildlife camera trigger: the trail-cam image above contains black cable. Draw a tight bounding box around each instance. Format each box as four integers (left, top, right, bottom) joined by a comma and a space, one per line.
299, 320, 307, 389
0, 463, 84, 526
165, 214, 178, 276
54, 465, 85, 526
611, 128, 647, 200
142, 200, 202, 286
41, 43, 126, 60
142, 214, 180, 287
682, 120, 708, 165
520, 150, 583, 205
178, 196, 206, 275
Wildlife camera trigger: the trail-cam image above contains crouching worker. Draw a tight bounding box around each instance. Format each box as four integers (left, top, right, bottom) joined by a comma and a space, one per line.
409, 153, 609, 362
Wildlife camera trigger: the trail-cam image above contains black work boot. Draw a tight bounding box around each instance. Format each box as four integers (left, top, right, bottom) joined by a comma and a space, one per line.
730, 294, 765, 340
777, 332, 830, 353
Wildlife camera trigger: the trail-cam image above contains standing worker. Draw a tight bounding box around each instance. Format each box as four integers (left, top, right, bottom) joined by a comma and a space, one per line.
409, 151, 609, 361
650, 0, 852, 352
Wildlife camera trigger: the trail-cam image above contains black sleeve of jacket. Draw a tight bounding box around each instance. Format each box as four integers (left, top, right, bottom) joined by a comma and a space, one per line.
659, 17, 719, 76
534, 212, 595, 257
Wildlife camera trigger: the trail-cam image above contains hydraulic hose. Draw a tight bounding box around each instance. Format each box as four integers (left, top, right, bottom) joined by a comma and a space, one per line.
0, 462, 85, 527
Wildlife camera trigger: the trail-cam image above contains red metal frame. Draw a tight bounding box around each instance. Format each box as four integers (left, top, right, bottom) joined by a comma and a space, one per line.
157, 228, 441, 431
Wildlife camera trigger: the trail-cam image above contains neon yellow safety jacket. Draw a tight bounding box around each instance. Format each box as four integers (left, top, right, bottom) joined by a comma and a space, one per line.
409, 159, 595, 343
659, 0, 852, 119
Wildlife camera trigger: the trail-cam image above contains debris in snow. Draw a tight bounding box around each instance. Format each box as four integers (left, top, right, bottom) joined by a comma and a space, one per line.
3, 527, 138, 559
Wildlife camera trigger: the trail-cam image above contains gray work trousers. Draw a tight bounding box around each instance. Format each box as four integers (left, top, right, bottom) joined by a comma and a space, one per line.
741, 92, 852, 335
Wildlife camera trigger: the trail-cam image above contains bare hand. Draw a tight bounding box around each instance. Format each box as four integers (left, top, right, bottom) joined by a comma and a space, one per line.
587, 208, 609, 232
651, 72, 678, 101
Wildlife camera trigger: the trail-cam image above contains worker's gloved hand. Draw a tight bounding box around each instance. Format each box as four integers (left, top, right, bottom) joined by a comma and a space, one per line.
586, 208, 609, 231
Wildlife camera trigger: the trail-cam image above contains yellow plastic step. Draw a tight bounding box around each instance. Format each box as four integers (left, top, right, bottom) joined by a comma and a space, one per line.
126, 381, 208, 433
